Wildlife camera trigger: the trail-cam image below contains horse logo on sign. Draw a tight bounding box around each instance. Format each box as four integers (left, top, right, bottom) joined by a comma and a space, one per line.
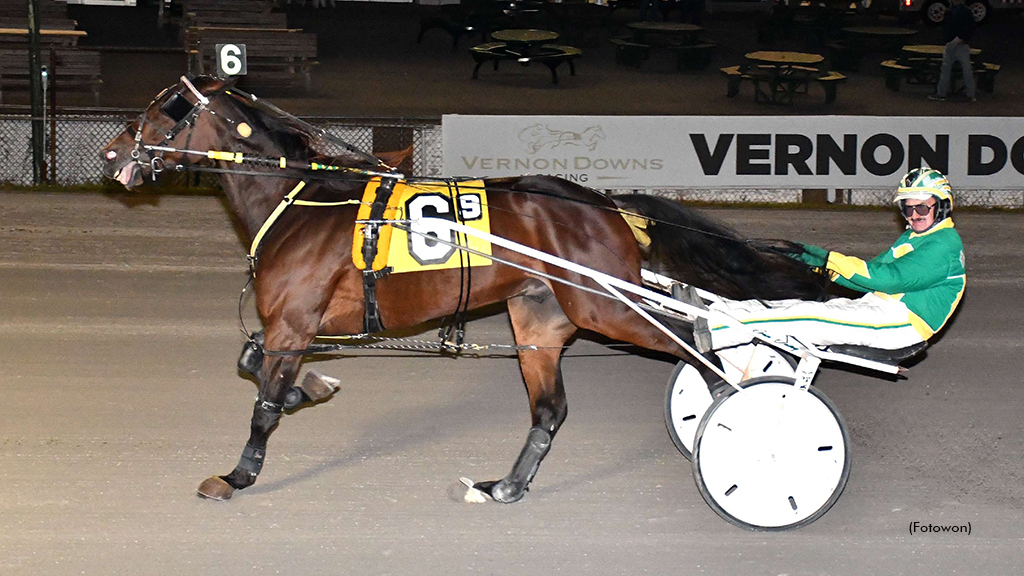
518, 124, 606, 154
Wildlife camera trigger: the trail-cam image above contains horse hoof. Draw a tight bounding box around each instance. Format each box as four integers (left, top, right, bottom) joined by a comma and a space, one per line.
197, 476, 235, 501
299, 370, 341, 402
487, 480, 526, 504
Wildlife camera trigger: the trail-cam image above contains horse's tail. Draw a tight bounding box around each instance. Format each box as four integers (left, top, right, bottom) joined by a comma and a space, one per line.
611, 194, 830, 301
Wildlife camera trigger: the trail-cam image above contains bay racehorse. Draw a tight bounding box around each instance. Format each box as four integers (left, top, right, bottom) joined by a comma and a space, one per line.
100, 76, 826, 504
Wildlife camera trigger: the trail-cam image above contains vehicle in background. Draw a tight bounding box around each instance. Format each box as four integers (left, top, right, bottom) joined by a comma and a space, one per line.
899, 0, 1022, 25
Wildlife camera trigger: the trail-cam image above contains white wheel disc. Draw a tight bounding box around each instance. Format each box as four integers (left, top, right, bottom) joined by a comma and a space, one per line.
665, 346, 797, 460
665, 362, 715, 460
693, 378, 849, 530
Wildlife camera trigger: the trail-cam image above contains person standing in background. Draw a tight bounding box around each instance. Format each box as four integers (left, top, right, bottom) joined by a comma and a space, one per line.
929, 0, 977, 102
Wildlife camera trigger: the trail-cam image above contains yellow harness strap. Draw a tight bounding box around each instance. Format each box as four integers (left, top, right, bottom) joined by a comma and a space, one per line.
250, 181, 308, 263
247, 182, 364, 275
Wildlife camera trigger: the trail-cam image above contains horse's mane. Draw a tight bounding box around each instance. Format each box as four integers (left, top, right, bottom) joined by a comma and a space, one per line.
204, 79, 378, 171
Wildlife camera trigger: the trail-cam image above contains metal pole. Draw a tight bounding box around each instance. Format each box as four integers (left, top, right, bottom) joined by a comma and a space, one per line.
27, 0, 45, 185
48, 48, 57, 184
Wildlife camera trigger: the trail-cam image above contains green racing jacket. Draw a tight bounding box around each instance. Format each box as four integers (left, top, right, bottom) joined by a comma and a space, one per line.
798, 218, 966, 340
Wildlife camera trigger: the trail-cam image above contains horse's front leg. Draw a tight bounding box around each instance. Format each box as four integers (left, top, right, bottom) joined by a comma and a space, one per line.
198, 338, 305, 500
468, 286, 577, 504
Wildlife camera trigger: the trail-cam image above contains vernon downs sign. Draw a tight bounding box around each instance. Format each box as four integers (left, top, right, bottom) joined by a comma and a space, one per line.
442, 115, 1024, 188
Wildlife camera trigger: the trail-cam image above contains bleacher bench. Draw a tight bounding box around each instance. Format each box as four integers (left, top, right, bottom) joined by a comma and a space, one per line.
0, 48, 101, 105
0, 17, 77, 30
190, 27, 318, 91
0, 0, 68, 20
183, 0, 273, 13
181, 11, 288, 43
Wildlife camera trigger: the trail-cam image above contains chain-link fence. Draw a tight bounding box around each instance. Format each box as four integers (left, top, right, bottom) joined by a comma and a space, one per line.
0, 112, 443, 188
1, 112, 1021, 208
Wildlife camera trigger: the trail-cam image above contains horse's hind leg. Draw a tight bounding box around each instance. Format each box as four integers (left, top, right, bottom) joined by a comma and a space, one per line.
471, 284, 577, 503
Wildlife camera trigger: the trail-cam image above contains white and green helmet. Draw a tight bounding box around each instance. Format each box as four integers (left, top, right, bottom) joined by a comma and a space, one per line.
894, 168, 954, 220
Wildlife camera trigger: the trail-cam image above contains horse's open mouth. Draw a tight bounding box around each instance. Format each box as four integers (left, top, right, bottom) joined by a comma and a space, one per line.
114, 161, 142, 188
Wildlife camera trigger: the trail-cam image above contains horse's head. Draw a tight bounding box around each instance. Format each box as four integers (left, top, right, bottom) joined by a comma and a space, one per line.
101, 75, 235, 189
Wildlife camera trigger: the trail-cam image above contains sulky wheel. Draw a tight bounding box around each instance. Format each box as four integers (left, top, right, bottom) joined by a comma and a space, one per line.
664, 361, 726, 461
665, 345, 796, 461
692, 376, 850, 531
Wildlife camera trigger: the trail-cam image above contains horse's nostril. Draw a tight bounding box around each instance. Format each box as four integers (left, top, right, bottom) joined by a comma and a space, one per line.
105, 150, 117, 161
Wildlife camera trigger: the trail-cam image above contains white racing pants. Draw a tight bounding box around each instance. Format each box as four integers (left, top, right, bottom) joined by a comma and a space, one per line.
707, 292, 926, 351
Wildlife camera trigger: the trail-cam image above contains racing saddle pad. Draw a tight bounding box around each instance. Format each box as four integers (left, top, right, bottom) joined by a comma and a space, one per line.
352, 178, 492, 274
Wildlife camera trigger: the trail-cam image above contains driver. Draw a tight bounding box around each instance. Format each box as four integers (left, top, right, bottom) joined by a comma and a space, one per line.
686, 168, 966, 353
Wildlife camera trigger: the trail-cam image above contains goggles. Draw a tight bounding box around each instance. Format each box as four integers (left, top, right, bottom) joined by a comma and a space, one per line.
901, 203, 935, 217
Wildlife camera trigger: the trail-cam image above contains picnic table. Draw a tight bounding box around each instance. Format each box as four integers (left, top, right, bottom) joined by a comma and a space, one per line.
763, 0, 853, 48
828, 25, 918, 71
417, 0, 514, 50
626, 21, 704, 45
490, 28, 559, 53
881, 44, 998, 94
541, 1, 613, 46
612, 21, 715, 70
470, 29, 580, 84
720, 50, 846, 105
841, 25, 918, 40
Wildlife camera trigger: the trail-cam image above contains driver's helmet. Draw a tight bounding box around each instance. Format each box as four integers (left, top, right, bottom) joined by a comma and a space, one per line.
893, 167, 954, 221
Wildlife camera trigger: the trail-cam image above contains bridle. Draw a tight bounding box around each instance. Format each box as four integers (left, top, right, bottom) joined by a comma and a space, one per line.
126, 75, 399, 185
128, 75, 227, 180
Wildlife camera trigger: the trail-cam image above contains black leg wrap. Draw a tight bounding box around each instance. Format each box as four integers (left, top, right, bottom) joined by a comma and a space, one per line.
487, 427, 552, 503
236, 443, 266, 478
237, 331, 265, 376
282, 386, 307, 410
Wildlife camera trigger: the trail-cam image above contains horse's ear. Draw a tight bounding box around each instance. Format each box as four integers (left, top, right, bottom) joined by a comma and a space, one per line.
376, 145, 413, 169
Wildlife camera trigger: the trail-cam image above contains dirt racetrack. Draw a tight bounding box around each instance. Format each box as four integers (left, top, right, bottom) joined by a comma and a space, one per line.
1, 191, 1022, 575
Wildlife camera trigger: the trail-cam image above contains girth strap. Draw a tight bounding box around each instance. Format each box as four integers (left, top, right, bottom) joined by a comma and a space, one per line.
360, 176, 399, 333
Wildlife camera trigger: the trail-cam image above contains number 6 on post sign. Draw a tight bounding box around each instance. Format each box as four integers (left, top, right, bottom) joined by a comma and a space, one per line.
216, 43, 247, 77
